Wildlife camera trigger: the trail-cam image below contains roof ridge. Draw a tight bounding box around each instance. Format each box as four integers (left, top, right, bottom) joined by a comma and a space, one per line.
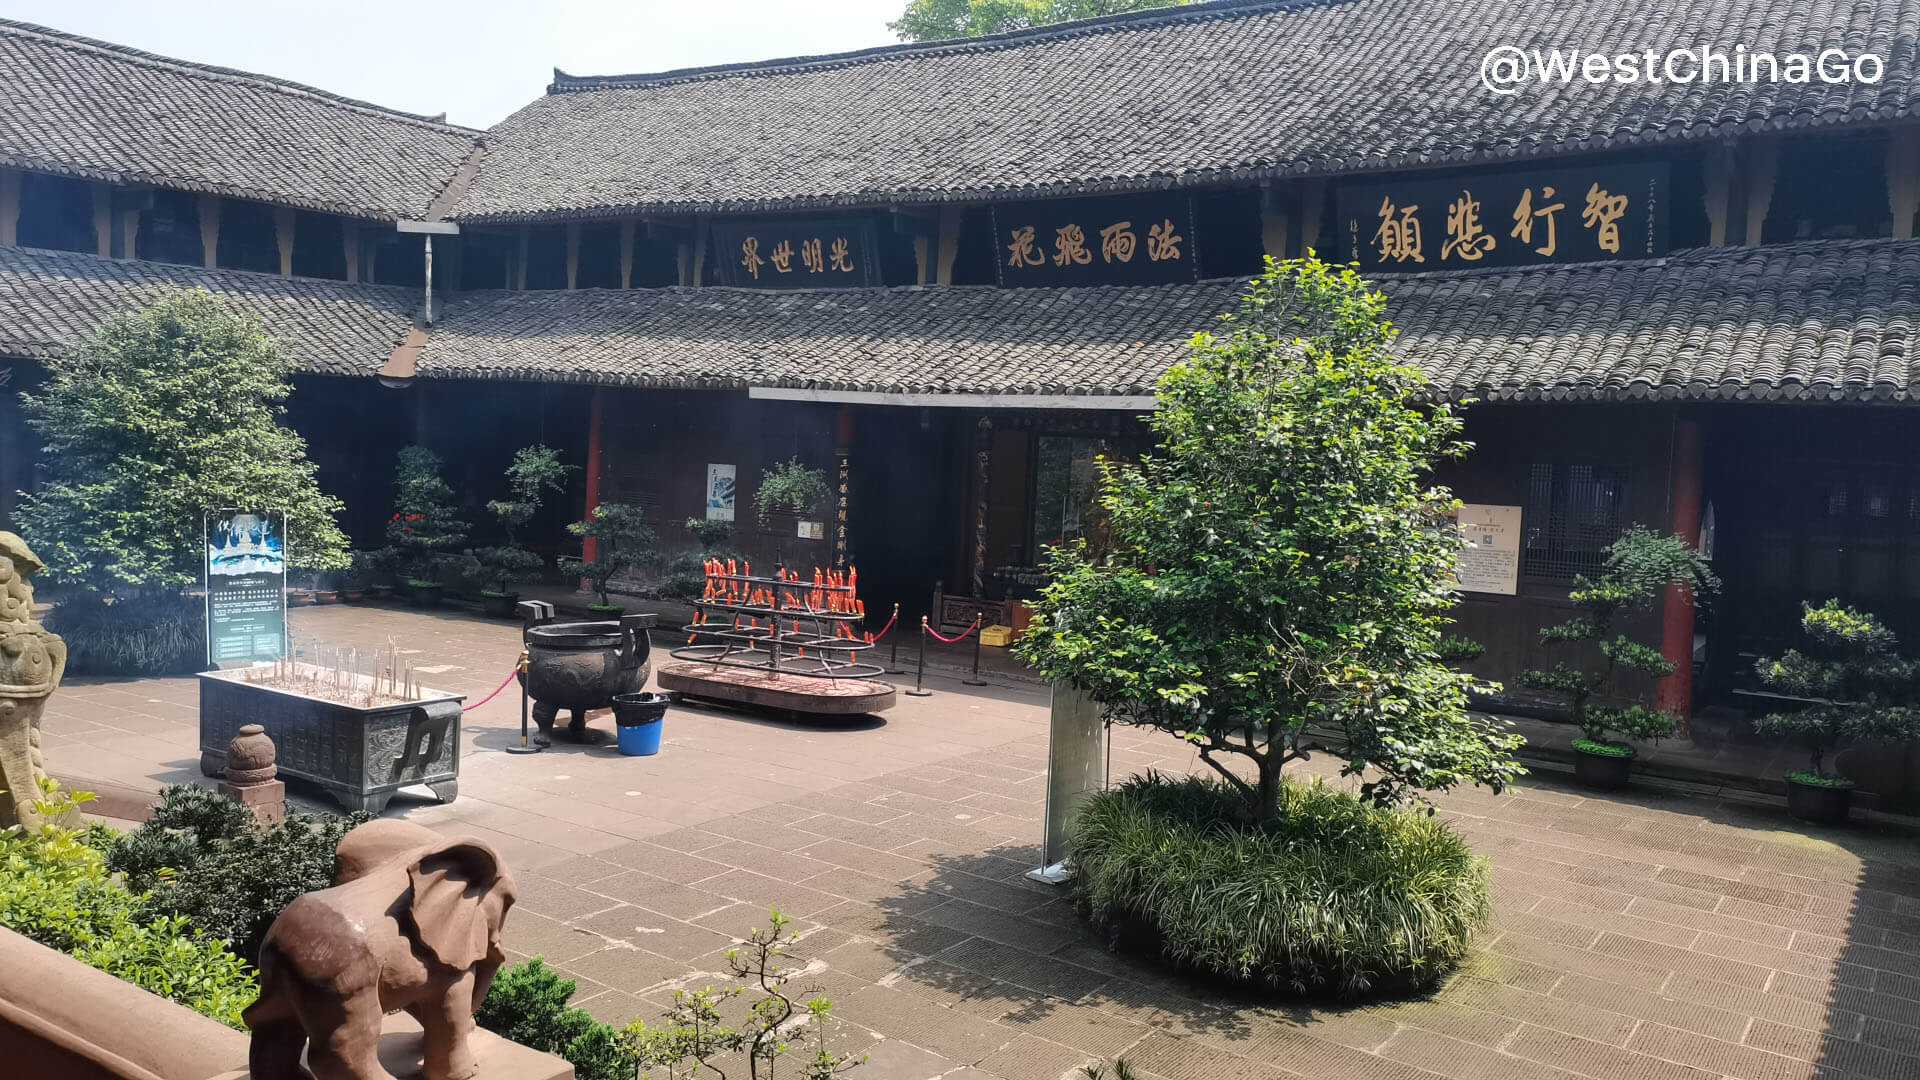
0, 17, 485, 136
546, 0, 1321, 94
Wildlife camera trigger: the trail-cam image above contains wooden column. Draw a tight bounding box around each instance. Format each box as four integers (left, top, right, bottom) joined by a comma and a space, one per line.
343, 227, 360, 282
970, 415, 991, 597
913, 234, 931, 285
121, 209, 140, 260
1703, 143, 1734, 247
1655, 417, 1704, 727
197, 195, 220, 268
676, 241, 692, 287
935, 206, 962, 285
565, 222, 581, 289
0, 169, 19, 246
1888, 128, 1920, 240
91, 183, 112, 258
583, 389, 605, 565
1744, 139, 1779, 245
273, 207, 295, 276
515, 226, 530, 290
619, 221, 636, 289
690, 217, 709, 287
1260, 186, 1290, 261
1299, 180, 1328, 257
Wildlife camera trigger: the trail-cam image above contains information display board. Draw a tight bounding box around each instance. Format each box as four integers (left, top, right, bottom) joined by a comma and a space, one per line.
205, 509, 288, 664
1454, 504, 1522, 595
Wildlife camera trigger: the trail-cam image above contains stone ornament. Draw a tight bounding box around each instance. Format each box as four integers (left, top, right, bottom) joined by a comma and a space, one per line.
218, 722, 286, 824
246, 818, 518, 1080
0, 531, 67, 831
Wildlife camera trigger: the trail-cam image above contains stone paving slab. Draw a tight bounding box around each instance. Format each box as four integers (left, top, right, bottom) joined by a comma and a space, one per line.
37, 602, 1920, 1080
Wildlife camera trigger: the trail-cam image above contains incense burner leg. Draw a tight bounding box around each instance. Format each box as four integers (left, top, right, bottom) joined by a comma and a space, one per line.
427, 778, 458, 804
200, 749, 226, 778
565, 708, 589, 741
346, 790, 393, 815
531, 700, 558, 746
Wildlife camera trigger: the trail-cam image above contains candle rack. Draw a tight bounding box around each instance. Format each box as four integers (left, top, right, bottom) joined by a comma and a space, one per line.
671, 561, 885, 680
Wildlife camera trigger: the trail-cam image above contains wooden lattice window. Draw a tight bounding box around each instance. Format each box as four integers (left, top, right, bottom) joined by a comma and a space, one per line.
1522, 463, 1627, 582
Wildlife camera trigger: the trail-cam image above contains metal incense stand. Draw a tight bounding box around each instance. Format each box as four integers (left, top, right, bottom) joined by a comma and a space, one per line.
905, 615, 933, 696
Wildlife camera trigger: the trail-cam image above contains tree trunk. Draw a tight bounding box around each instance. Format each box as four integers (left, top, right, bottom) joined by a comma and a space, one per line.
1254, 754, 1283, 827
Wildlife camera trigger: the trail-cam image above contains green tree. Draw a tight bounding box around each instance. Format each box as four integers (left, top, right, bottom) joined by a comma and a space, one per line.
890, 0, 1188, 41
475, 445, 572, 593
386, 446, 468, 584
1753, 600, 1920, 784
562, 503, 655, 608
1015, 257, 1522, 823
1518, 528, 1717, 754
16, 289, 348, 592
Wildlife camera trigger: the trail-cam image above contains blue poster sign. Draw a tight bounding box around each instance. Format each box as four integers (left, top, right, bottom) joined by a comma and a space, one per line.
205, 509, 288, 665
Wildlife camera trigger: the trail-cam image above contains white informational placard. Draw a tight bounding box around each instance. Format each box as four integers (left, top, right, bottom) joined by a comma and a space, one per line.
1455, 504, 1523, 595
705, 464, 736, 521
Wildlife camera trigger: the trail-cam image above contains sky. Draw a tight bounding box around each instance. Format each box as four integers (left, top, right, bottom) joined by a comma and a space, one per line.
4, 0, 907, 128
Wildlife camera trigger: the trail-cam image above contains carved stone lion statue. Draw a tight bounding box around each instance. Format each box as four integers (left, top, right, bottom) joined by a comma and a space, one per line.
0, 531, 66, 831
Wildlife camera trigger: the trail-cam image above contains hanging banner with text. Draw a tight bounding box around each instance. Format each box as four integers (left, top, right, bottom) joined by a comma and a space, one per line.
712, 218, 881, 288
205, 509, 288, 665
993, 194, 1200, 287
1338, 162, 1668, 272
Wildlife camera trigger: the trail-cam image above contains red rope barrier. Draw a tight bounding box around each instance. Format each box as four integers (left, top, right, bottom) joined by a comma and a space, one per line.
465, 664, 522, 711
926, 617, 980, 644
870, 609, 899, 641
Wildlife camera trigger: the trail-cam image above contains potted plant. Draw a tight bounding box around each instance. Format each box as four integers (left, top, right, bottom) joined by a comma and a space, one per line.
360, 547, 400, 600
686, 516, 733, 551
1753, 600, 1920, 825
285, 569, 315, 606
754, 457, 829, 527
611, 691, 674, 756
563, 503, 654, 619
1520, 528, 1717, 789
312, 570, 340, 604
474, 446, 571, 619
387, 446, 468, 608
340, 552, 371, 602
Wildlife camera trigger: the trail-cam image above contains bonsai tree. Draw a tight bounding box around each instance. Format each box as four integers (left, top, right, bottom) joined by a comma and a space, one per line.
474, 445, 572, 596
563, 504, 655, 612
1753, 600, 1920, 788
1016, 257, 1523, 821
1519, 528, 1717, 759
685, 516, 734, 551
16, 289, 349, 595
386, 446, 468, 587
753, 457, 830, 525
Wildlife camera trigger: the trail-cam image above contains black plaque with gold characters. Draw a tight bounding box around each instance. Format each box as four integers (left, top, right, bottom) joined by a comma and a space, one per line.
994, 194, 1200, 287
1338, 163, 1668, 272
712, 218, 881, 288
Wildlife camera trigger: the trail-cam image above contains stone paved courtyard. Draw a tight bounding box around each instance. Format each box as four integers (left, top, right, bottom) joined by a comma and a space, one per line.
38, 603, 1920, 1080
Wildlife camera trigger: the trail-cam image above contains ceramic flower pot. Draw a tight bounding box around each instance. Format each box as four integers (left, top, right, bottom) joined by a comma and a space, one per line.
1785, 776, 1854, 825
1572, 743, 1634, 790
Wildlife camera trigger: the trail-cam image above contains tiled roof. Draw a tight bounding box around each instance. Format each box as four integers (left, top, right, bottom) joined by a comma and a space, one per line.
415, 240, 1920, 403
457, 0, 1920, 220
0, 246, 420, 376
0, 19, 482, 220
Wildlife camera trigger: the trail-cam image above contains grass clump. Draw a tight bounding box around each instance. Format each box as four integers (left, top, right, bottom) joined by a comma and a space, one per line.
47, 592, 205, 676
1068, 774, 1489, 999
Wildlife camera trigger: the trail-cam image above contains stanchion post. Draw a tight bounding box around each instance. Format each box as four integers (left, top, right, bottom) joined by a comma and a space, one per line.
506, 649, 540, 754
905, 615, 933, 696
887, 602, 904, 673
962, 608, 987, 686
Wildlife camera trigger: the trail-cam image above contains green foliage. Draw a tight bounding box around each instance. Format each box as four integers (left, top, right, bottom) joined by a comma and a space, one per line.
110, 785, 368, 964
387, 446, 468, 583
563, 503, 656, 607
473, 545, 546, 594
1571, 736, 1635, 758
753, 458, 830, 525
1436, 635, 1486, 664
46, 592, 206, 675
0, 781, 257, 1028
1068, 774, 1489, 999
478, 959, 636, 1080
1082, 1061, 1141, 1080
890, 0, 1188, 41
16, 289, 348, 592
474, 445, 570, 592
1786, 770, 1856, 789
1014, 257, 1521, 820
1753, 600, 1920, 781
1519, 528, 1717, 750
685, 516, 735, 551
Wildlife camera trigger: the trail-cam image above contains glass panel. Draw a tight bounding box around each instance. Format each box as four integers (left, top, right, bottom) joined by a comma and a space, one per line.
1032, 436, 1103, 555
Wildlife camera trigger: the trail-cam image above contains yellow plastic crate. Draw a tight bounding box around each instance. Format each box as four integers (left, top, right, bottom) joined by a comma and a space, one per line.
979, 624, 1016, 647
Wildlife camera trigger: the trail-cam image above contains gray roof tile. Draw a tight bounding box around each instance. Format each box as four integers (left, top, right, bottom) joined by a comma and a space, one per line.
456, 0, 1920, 220
0, 246, 420, 375
0, 19, 482, 220
416, 239, 1920, 403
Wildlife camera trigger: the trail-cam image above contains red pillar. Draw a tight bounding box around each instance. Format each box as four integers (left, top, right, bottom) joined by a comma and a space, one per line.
1655, 417, 1703, 726
582, 389, 604, 567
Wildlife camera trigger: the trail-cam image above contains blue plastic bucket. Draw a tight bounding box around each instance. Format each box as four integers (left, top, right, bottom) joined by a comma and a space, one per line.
616, 718, 663, 756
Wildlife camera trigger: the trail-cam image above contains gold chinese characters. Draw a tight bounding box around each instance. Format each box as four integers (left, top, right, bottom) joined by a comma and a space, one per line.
1368, 182, 1633, 264
1007, 218, 1182, 269
738, 234, 856, 280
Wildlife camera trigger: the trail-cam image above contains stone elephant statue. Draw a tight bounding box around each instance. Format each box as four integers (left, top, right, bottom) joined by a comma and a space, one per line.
244, 819, 518, 1080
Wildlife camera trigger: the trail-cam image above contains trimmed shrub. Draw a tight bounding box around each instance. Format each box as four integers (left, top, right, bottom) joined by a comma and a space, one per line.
0, 783, 257, 1027
478, 958, 635, 1080
47, 592, 206, 676
1068, 774, 1489, 998
111, 785, 369, 964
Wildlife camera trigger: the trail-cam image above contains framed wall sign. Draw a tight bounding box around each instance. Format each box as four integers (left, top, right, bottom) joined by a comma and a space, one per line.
1338, 162, 1669, 272
1454, 504, 1523, 595
205, 509, 288, 664
705, 463, 736, 521
711, 218, 880, 288
993, 194, 1201, 287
